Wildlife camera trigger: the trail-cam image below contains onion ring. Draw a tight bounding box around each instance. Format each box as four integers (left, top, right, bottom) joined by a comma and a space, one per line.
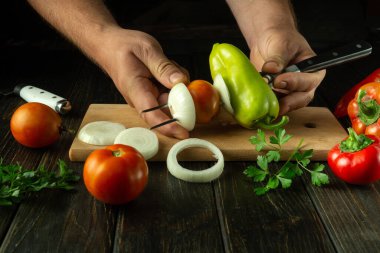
167, 138, 224, 182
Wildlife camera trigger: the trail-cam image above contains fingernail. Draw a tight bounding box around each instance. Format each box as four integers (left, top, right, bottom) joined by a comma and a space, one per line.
276, 81, 287, 89
170, 72, 184, 84
265, 61, 282, 72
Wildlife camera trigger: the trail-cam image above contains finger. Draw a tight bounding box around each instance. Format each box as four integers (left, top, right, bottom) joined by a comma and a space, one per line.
157, 93, 171, 116
278, 90, 316, 115
135, 42, 189, 88
273, 70, 326, 92
129, 78, 189, 139
261, 44, 295, 74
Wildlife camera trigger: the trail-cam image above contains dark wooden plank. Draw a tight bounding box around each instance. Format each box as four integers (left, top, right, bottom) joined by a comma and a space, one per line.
214, 162, 336, 253
113, 161, 224, 252
303, 169, 380, 252
0, 94, 45, 243
1, 162, 117, 253
0, 54, 119, 252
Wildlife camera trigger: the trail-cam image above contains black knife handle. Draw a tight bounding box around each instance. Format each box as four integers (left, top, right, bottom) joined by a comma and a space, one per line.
288, 40, 372, 73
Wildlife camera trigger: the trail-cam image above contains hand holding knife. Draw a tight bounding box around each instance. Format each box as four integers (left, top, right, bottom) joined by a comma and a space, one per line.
261, 40, 372, 92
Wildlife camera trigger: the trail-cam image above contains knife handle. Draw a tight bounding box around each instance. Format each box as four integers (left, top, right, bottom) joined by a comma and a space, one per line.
285, 40, 372, 73
14, 85, 72, 114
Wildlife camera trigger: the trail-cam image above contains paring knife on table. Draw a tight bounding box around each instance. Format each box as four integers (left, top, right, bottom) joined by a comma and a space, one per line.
0, 84, 71, 114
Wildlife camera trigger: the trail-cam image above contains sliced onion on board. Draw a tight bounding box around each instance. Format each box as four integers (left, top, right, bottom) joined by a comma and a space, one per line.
167, 138, 224, 183
114, 127, 159, 160
78, 121, 125, 145
213, 74, 234, 114
167, 83, 196, 131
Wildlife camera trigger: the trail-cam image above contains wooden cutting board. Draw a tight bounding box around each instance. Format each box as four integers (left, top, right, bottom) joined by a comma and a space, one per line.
69, 104, 347, 162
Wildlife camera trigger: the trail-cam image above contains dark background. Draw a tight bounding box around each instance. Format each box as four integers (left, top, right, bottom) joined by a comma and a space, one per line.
0, 0, 379, 92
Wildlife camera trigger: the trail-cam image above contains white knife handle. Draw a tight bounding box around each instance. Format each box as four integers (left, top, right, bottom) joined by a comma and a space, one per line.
15, 85, 72, 114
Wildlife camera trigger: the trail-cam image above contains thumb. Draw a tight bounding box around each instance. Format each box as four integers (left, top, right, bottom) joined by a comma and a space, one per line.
145, 50, 189, 88
261, 46, 292, 74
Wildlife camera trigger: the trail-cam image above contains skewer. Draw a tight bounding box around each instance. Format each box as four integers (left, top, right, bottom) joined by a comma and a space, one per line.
141, 104, 168, 113
150, 118, 178, 130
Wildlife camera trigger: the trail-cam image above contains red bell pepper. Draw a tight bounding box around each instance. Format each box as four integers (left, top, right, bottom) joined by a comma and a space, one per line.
347, 82, 380, 137
334, 68, 380, 118
328, 128, 380, 185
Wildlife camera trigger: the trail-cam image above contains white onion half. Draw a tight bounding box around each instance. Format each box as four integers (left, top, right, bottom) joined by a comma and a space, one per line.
114, 127, 159, 160
167, 138, 224, 183
167, 83, 196, 131
78, 121, 125, 145
213, 74, 234, 114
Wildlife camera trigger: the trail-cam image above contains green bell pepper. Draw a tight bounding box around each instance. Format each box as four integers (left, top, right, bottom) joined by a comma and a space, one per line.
209, 43, 289, 130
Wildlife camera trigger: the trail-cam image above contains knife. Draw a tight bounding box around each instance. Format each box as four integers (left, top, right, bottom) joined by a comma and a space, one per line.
261, 40, 372, 86
1, 84, 72, 114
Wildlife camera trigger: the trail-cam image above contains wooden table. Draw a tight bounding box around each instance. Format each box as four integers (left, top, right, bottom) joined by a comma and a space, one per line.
1, 34, 380, 252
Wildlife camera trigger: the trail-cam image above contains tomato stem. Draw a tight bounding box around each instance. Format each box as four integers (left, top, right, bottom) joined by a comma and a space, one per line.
112, 150, 122, 157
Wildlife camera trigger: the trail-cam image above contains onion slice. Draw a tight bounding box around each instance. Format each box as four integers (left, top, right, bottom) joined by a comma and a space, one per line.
213, 74, 234, 114
78, 121, 125, 145
114, 127, 159, 160
167, 138, 224, 183
167, 83, 196, 131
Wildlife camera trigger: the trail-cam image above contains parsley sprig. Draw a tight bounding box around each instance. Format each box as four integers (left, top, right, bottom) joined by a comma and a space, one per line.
0, 159, 80, 206
244, 128, 329, 195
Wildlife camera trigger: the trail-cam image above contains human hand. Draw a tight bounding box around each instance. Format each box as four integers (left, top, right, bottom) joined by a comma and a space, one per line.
97, 28, 190, 139
249, 28, 326, 115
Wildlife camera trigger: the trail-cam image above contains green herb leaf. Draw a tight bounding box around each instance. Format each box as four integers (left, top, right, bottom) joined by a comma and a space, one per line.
267, 150, 281, 162
266, 177, 279, 189
311, 163, 329, 186
245, 127, 329, 196
277, 176, 292, 189
257, 155, 268, 171
243, 165, 267, 182
254, 186, 269, 196
249, 129, 266, 151
0, 159, 79, 206
270, 128, 292, 146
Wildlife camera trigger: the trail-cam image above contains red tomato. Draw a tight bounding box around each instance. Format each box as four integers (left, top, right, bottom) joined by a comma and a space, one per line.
10, 102, 62, 148
187, 80, 220, 124
83, 144, 148, 205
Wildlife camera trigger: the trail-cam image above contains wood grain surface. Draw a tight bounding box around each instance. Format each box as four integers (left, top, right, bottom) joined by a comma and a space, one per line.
69, 104, 347, 162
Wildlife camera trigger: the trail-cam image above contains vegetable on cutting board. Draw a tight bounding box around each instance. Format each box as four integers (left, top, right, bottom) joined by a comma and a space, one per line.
167, 82, 196, 131
78, 121, 125, 145
334, 68, 380, 118
78, 122, 159, 160
114, 127, 159, 160
83, 144, 149, 205
209, 43, 289, 130
328, 128, 380, 184
347, 82, 380, 137
10, 102, 63, 148
187, 80, 220, 124
166, 138, 224, 183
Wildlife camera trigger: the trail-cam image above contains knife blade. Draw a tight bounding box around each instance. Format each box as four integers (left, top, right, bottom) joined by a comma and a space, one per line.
261, 40, 372, 86
1, 84, 72, 114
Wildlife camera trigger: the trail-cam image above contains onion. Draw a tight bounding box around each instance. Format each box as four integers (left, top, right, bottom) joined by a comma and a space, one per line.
114, 127, 159, 160
78, 121, 125, 145
167, 83, 196, 131
213, 74, 234, 114
167, 138, 224, 183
